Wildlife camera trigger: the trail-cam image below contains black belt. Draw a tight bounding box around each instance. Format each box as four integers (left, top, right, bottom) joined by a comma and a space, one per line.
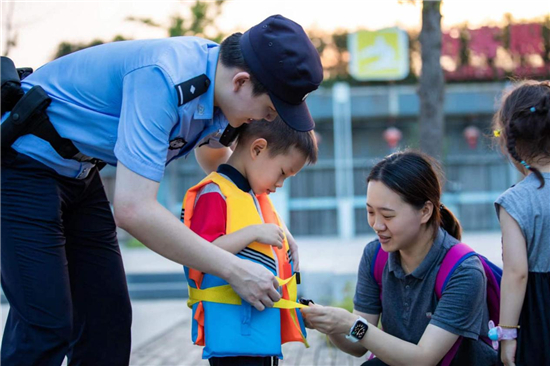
1, 85, 105, 170
1, 56, 105, 170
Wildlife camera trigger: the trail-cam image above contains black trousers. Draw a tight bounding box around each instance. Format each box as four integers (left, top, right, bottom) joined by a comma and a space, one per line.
1, 151, 132, 365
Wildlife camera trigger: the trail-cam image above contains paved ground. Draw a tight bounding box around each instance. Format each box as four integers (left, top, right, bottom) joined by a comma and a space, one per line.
130, 313, 367, 366
125, 231, 502, 365
1, 299, 367, 366
1, 231, 502, 365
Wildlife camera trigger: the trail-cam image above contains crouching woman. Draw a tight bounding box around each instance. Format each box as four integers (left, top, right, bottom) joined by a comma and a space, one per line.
301, 151, 497, 366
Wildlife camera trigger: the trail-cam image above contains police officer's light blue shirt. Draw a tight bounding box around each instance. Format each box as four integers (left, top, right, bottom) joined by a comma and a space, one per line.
4, 37, 227, 181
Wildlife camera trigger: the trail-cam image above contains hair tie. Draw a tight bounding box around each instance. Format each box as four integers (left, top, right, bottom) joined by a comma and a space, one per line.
520, 160, 531, 169
530, 107, 536, 113
439, 204, 444, 211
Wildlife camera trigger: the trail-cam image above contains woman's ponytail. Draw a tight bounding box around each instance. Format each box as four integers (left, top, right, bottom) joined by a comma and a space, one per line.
439, 205, 462, 241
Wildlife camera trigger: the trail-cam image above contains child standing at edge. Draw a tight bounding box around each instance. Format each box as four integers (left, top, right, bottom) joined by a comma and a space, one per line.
182, 117, 318, 366
492, 80, 550, 366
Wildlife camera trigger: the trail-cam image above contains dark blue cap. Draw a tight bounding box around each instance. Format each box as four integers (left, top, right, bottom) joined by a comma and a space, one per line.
240, 14, 323, 132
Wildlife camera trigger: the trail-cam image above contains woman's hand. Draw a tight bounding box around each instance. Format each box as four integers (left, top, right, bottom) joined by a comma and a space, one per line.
300, 304, 356, 335
500, 339, 517, 366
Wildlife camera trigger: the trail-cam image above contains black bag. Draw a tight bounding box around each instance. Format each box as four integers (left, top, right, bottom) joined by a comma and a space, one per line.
1, 56, 26, 116
1, 57, 54, 152
0, 57, 101, 167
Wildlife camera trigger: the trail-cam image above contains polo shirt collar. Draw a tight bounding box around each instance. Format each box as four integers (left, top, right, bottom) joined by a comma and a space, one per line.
388, 227, 446, 280
217, 164, 251, 193
193, 44, 220, 120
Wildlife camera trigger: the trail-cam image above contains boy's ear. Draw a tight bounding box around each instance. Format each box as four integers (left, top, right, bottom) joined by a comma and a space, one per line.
420, 201, 434, 225
250, 138, 267, 159
232, 71, 251, 92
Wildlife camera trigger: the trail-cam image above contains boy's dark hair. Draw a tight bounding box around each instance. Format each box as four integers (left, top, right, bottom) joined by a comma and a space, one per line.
220, 33, 267, 97
492, 80, 550, 188
367, 150, 462, 241
236, 117, 318, 164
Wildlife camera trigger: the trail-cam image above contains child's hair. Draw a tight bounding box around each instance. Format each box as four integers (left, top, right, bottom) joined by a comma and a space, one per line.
492, 80, 550, 188
236, 117, 318, 164
367, 150, 462, 241
220, 33, 267, 97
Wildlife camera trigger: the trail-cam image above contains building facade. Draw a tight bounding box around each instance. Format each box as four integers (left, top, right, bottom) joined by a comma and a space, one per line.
101, 82, 518, 239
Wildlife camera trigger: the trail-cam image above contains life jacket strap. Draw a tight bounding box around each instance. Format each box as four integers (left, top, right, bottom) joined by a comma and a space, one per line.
187, 274, 308, 310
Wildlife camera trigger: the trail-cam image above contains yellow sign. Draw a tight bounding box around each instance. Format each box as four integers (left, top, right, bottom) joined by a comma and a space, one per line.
348, 28, 409, 81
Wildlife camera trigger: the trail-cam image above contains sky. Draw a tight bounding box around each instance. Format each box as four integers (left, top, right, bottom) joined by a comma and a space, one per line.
1, 0, 549, 70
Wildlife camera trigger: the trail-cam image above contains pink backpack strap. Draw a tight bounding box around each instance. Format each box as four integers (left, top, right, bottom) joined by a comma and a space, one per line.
371, 243, 389, 302
435, 243, 475, 366
372, 243, 389, 288
435, 243, 475, 298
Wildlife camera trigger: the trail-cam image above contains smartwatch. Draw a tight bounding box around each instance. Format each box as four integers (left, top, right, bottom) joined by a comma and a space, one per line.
345, 316, 369, 343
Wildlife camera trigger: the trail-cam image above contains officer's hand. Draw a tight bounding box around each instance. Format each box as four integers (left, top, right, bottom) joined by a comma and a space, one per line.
253, 224, 284, 249
228, 259, 281, 311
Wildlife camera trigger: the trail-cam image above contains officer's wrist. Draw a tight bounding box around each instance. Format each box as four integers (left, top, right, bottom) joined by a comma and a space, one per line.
217, 251, 241, 282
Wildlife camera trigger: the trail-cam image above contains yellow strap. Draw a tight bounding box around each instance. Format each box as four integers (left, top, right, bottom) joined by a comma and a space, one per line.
187, 275, 308, 309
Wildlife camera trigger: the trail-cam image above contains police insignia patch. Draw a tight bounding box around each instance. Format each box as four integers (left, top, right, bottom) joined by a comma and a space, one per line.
175, 74, 211, 107
169, 137, 187, 150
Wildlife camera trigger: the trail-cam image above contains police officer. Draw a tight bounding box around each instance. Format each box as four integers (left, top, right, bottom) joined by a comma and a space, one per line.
1, 14, 323, 365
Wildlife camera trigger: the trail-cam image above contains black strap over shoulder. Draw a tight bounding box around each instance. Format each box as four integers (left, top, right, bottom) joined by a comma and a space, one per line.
1, 56, 105, 170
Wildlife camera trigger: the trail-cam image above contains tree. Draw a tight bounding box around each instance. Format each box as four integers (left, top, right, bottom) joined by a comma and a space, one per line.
418, 0, 445, 159
2, 2, 17, 56
53, 1, 225, 60
127, 0, 225, 43
53, 35, 129, 59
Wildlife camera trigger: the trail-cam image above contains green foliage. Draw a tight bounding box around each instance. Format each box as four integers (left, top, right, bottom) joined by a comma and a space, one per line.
127, 0, 226, 42
331, 281, 355, 312
53, 35, 129, 60
54, 1, 225, 60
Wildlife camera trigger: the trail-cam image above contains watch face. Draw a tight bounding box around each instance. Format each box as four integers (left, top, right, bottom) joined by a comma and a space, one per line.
352, 320, 368, 340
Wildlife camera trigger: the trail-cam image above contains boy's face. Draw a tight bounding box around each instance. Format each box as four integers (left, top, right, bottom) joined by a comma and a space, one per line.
220, 72, 278, 128
248, 144, 307, 196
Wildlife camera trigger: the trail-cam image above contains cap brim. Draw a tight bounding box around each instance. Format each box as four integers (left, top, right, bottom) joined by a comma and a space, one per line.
269, 91, 315, 132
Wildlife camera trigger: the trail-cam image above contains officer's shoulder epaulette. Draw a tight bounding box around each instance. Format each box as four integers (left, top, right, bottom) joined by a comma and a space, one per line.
175, 74, 211, 107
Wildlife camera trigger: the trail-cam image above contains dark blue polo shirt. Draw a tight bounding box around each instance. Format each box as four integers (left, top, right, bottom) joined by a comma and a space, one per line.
354, 228, 497, 365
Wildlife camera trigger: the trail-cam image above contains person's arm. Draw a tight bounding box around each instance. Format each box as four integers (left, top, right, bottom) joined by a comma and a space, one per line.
327, 310, 378, 357
213, 224, 283, 253
301, 305, 458, 366
195, 143, 232, 174
498, 207, 528, 366
113, 162, 280, 310
189, 190, 284, 254
303, 254, 488, 365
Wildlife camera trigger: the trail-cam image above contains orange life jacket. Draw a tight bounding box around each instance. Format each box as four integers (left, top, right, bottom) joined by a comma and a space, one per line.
182, 172, 308, 358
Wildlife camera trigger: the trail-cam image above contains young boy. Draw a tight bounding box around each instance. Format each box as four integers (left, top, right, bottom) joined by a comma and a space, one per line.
182, 117, 318, 365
